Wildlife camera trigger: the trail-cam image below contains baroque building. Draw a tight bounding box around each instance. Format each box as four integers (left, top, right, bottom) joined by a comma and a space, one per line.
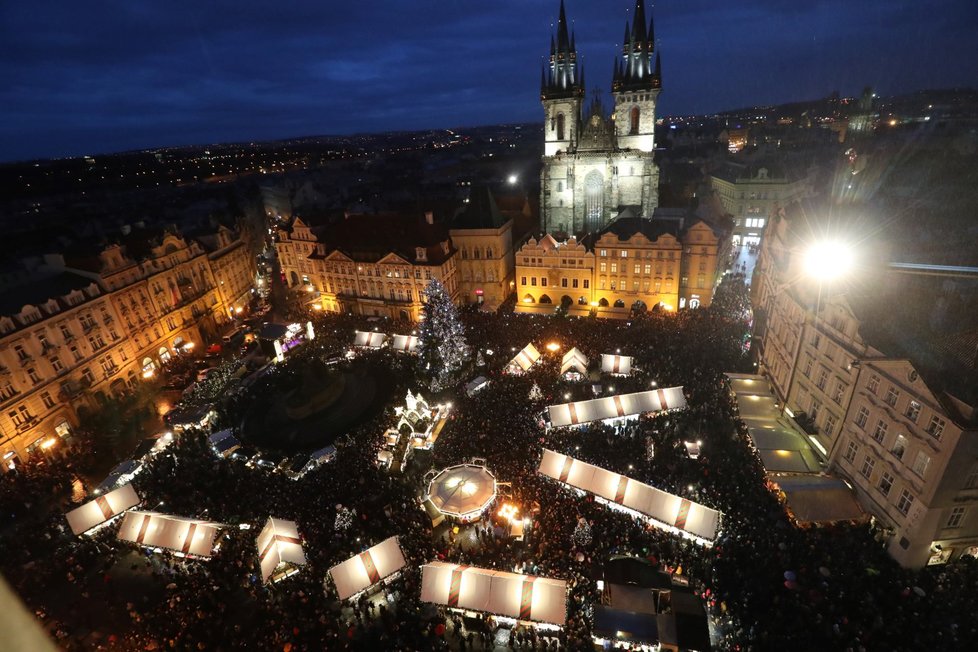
0, 224, 256, 466
514, 214, 726, 318
752, 201, 978, 568
541, 0, 662, 234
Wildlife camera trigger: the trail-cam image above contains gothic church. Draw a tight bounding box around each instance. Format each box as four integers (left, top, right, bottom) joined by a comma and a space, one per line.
540, 0, 662, 234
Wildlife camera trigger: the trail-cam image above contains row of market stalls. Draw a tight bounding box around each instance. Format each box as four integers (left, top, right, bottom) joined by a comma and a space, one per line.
539, 449, 721, 545
504, 343, 636, 379
544, 386, 687, 430
353, 330, 419, 353
726, 373, 864, 525
259, 321, 316, 363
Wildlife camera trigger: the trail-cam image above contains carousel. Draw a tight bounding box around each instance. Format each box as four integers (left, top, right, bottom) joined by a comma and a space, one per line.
425, 463, 497, 523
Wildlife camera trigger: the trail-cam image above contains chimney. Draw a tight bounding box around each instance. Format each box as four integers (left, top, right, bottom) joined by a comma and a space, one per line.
425, 211, 434, 225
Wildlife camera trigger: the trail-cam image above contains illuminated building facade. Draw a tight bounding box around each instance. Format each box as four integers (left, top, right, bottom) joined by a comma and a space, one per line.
0, 225, 255, 465
515, 216, 725, 318
278, 212, 459, 321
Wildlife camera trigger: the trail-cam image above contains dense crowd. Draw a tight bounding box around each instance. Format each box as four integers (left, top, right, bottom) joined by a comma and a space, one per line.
2, 276, 977, 651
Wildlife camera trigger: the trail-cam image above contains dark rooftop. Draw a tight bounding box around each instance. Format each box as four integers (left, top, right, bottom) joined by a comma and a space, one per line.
0, 272, 96, 317
451, 186, 507, 230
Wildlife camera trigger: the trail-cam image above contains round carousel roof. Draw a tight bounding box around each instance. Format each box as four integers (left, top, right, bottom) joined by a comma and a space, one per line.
427, 464, 497, 519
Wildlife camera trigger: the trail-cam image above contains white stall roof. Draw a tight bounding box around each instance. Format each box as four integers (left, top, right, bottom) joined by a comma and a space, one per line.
560, 348, 589, 375
65, 483, 140, 536
546, 387, 686, 428
354, 330, 388, 348
328, 536, 406, 601
391, 334, 419, 353
600, 354, 633, 376
421, 562, 567, 626
538, 449, 719, 543
257, 517, 307, 584
117, 511, 223, 558
508, 344, 541, 372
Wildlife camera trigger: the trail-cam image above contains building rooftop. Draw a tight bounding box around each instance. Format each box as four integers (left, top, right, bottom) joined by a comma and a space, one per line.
310, 211, 454, 265
0, 272, 96, 317
596, 216, 681, 242
451, 186, 508, 230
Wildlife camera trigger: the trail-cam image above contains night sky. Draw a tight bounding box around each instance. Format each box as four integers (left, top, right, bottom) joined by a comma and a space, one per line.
1, 0, 973, 163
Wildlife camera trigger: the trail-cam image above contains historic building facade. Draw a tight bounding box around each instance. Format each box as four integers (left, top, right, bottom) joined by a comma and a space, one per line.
279, 212, 460, 322
540, 0, 662, 234
0, 225, 256, 466
514, 216, 725, 318
710, 165, 813, 247
752, 203, 978, 568
450, 187, 516, 311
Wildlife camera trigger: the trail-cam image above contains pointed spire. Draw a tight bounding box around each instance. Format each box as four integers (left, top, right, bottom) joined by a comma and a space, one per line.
541, 61, 548, 92
550, 33, 556, 56
632, 0, 648, 45
649, 13, 655, 48
570, 28, 576, 51
556, 0, 571, 53
654, 52, 662, 87
579, 60, 585, 90
623, 21, 630, 54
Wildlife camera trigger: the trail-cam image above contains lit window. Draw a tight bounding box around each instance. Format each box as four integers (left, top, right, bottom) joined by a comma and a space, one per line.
897, 489, 914, 515
946, 506, 966, 529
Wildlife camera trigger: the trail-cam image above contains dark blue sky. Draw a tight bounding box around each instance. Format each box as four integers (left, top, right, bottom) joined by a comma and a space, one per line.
1, 0, 973, 162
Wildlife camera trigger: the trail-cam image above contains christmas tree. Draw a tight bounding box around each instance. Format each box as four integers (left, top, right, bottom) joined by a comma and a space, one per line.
419, 278, 469, 385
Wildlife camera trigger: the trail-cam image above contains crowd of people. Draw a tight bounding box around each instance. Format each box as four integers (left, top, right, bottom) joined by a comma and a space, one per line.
2, 275, 977, 650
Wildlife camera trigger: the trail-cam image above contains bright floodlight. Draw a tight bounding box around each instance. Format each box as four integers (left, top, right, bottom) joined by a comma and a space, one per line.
507, 174, 518, 185
803, 240, 854, 281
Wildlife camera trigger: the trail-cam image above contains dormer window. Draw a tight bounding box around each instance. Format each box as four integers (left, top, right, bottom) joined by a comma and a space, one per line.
415, 247, 427, 262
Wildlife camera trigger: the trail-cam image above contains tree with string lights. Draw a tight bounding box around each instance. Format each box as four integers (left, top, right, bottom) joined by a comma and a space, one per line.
418, 278, 469, 388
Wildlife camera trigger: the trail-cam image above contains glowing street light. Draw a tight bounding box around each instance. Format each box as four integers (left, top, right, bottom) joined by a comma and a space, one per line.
803, 239, 854, 281
507, 174, 518, 185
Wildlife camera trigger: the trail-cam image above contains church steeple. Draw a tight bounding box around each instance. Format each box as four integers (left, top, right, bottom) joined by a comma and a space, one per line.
542, 0, 584, 101
613, 0, 660, 93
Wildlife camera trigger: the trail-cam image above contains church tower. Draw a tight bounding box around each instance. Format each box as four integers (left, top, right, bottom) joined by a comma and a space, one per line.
541, 0, 584, 157
540, 0, 662, 234
612, 0, 661, 153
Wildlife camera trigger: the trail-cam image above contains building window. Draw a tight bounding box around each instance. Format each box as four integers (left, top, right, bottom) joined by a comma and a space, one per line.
833, 381, 845, 404
816, 369, 828, 390
823, 413, 837, 437
600, 262, 607, 273
810, 398, 821, 421
946, 507, 967, 529
872, 420, 888, 444
531, 277, 537, 287
572, 279, 579, 289
844, 441, 858, 464
897, 489, 915, 515
926, 416, 946, 440
561, 278, 568, 288
892, 434, 908, 460
905, 400, 921, 423
912, 451, 930, 478
860, 456, 875, 480
583, 280, 589, 289
878, 472, 894, 497
41, 392, 55, 409
965, 465, 978, 490
867, 374, 880, 394
521, 277, 526, 286
620, 250, 627, 258
27, 368, 41, 385
611, 263, 618, 273
884, 386, 899, 407
600, 250, 607, 257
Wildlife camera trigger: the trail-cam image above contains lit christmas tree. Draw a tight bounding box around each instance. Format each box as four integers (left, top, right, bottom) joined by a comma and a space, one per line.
572, 517, 592, 547
334, 504, 354, 532
528, 382, 543, 401
419, 279, 469, 386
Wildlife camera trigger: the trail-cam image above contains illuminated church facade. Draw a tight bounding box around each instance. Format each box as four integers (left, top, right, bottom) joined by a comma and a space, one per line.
540, 0, 662, 234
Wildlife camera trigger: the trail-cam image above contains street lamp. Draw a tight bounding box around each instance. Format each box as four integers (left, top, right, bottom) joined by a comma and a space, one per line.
802, 240, 854, 281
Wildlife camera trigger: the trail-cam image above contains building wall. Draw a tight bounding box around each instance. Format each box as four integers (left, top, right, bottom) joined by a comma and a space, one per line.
514, 222, 723, 319
310, 252, 458, 322
450, 222, 515, 311
752, 212, 978, 568
711, 170, 810, 244
541, 152, 658, 234
0, 229, 255, 465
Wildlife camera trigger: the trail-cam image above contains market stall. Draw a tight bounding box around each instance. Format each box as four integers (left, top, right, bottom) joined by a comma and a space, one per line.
545, 387, 686, 429
390, 334, 419, 353
328, 536, 406, 601
538, 449, 720, 544
560, 348, 589, 378
505, 343, 541, 374
420, 562, 567, 627
65, 483, 140, 535
354, 330, 388, 349
117, 511, 224, 558
256, 517, 307, 584
600, 354, 633, 376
